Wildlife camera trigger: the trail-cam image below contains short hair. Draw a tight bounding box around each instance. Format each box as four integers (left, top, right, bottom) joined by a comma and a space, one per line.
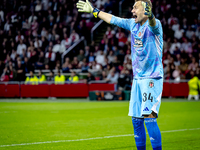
135, 0, 152, 9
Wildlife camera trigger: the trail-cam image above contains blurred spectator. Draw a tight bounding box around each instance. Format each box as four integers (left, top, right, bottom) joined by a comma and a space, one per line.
0, 66, 11, 81
186, 26, 195, 40
15, 31, 24, 43
96, 0, 105, 9
96, 50, 106, 66
52, 40, 65, 53
81, 61, 89, 73
172, 20, 180, 32
188, 57, 198, 72
116, 28, 127, 48
77, 49, 86, 62
172, 66, 181, 82
88, 52, 95, 63
35, 49, 45, 69
17, 40, 27, 57
34, 37, 42, 48
88, 61, 102, 76
174, 26, 184, 40
68, 71, 79, 82
25, 70, 38, 85
85, 72, 95, 83
54, 70, 65, 84
28, 13, 37, 24
70, 30, 80, 44
107, 50, 115, 64
105, 26, 115, 40
178, 58, 188, 79
105, 69, 119, 83
118, 69, 131, 90
62, 57, 71, 73
181, 39, 192, 53
38, 70, 46, 83
4, 20, 12, 32
47, 71, 55, 82
15, 59, 25, 81
170, 39, 181, 54
61, 33, 72, 49
71, 57, 79, 69
45, 46, 56, 69
188, 73, 199, 101
99, 70, 107, 81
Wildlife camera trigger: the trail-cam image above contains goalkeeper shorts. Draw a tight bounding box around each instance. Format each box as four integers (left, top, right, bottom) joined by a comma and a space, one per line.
128, 78, 163, 118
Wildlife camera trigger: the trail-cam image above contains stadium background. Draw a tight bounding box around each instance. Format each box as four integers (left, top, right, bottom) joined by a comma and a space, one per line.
0, 0, 199, 99
0, 0, 200, 150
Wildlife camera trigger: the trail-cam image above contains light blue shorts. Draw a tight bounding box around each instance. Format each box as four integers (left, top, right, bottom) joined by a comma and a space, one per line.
128, 78, 163, 118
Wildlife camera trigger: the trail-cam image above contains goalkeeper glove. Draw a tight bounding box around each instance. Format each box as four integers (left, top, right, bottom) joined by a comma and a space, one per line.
76, 0, 100, 18
142, 2, 154, 20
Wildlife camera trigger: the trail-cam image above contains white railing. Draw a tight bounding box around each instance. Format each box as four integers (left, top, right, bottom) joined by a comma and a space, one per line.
0, 79, 191, 85
91, 20, 104, 42
0, 81, 20, 84
91, 10, 112, 42
61, 36, 86, 64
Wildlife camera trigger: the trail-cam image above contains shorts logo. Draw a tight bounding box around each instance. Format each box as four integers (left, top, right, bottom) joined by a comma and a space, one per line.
143, 107, 149, 111
149, 80, 154, 88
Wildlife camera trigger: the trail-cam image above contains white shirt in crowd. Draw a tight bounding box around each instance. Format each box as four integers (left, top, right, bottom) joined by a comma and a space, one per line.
28, 15, 38, 23
17, 43, 27, 55
186, 30, 195, 39
96, 53, 106, 66
45, 52, 56, 61
4, 22, 11, 31
34, 39, 42, 48
181, 42, 192, 53
70, 32, 80, 43
170, 42, 181, 54
174, 29, 184, 40
15, 35, 24, 43
172, 23, 180, 32
95, 0, 106, 9
106, 72, 119, 83
61, 38, 72, 49
0, 10, 4, 22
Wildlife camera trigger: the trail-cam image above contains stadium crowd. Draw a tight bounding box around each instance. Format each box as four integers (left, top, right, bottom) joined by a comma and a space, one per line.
0, 0, 200, 90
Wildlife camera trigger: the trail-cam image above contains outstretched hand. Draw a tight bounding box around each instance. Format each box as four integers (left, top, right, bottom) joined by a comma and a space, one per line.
76, 0, 94, 13
142, 2, 154, 20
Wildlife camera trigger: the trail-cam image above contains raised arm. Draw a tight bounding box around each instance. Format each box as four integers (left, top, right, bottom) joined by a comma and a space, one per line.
76, 0, 132, 30
142, 2, 156, 27
98, 11, 112, 24
76, 0, 112, 24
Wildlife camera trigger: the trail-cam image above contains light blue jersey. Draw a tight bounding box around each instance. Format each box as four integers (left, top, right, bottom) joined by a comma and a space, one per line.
110, 16, 163, 79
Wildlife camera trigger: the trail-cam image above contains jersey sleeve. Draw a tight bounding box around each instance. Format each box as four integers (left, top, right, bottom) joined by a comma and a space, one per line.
110, 16, 135, 31
148, 19, 162, 36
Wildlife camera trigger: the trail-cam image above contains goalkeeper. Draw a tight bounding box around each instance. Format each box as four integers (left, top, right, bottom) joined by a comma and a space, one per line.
77, 0, 163, 150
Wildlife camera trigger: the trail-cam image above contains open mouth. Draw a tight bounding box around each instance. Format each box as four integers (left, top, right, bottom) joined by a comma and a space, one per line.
133, 15, 137, 19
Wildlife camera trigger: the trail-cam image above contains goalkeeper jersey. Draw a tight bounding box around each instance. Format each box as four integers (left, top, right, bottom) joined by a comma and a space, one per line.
111, 16, 163, 79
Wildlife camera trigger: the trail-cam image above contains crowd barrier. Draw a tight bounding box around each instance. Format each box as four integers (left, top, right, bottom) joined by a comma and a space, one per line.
0, 81, 189, 98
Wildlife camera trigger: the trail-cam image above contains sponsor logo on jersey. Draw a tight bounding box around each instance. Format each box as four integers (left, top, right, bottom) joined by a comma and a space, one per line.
138, 32, 141, 37
134, 39, 143, 47
143, 107, 149, 111
149, 80, 154, 88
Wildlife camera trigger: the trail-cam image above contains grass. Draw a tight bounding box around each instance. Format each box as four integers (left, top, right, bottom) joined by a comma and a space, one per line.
0, 98, 200, 150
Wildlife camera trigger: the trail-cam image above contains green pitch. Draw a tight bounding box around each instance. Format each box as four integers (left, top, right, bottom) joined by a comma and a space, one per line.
0, 98, 200, 150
